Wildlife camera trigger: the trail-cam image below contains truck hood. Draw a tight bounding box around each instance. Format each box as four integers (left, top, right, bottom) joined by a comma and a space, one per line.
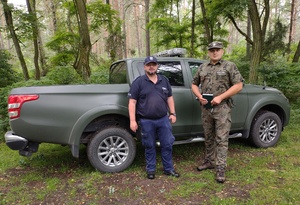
244, 84, 284, 95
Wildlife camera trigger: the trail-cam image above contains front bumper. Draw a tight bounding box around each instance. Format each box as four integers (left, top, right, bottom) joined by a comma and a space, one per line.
5, 131, 28, 150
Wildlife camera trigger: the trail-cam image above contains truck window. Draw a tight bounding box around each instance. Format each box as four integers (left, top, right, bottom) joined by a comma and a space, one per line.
109, 61, 127, 84
189, 62, 202, 76
158, 62, 184, 86
136, 61, 184, 86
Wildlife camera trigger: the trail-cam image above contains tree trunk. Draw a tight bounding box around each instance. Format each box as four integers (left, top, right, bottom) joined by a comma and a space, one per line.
38, 32, 48, 76
190, 0, 195, 57
0, 25, 4, 48
26, 0, 40, 80
292, 40, 300, 63
145, 0, 150, 56
1, 0, 30, 80
248, 0, 269, 84
73, 0, 91, 82
246, 11, 251, 60
176, 1, 182, 47
248, 0, 261, 83
199, 0, 212, 44
121, 1, 127, 58
134, 1, 141, 56
49, 0, 57, 33
287, 0, 295, 56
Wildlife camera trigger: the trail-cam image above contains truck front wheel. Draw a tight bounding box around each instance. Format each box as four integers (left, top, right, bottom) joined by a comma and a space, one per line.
249, 111, 282, 148
87, 127, 136, 172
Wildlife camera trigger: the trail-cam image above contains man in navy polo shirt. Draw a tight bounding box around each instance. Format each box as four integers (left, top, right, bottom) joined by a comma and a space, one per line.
128, 56, 180, 179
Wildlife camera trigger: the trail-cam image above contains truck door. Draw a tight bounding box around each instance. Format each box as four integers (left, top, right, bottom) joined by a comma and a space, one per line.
230, 88, 248, 131
187, 61, 204, 134
157, 61, 195, 136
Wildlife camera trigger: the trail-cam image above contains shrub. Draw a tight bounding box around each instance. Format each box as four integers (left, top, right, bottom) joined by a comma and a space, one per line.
89, 62, 111, 84
46, 66, 84, 84
258, 59, 300, 103
0, 50, 22, 87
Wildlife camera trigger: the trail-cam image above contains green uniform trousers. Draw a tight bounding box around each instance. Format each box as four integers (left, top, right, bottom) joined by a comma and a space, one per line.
201, 103, 231, 168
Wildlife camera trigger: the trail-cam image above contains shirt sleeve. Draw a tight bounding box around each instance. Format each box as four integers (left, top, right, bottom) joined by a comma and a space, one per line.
128, 77, 141, 100
192, 65, 202, 86
228, 62, 244, 85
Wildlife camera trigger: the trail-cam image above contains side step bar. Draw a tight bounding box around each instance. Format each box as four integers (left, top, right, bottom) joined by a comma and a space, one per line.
156, 133, 242, 146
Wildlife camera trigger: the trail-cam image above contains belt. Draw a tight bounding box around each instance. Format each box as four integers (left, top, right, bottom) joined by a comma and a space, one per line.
138, 115, 165, 120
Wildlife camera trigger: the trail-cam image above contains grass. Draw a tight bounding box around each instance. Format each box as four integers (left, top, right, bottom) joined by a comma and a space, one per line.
0, 108, 300, 204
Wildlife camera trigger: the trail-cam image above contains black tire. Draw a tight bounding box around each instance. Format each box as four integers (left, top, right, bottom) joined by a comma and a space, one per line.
87, 127, 136, 172
249, 111, 282, 148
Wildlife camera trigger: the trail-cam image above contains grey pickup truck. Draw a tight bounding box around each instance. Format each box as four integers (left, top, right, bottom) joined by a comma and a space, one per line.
5, 48, 290, 172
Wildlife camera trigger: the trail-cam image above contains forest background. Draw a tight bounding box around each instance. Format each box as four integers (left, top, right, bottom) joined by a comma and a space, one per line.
0, 0, 300, 137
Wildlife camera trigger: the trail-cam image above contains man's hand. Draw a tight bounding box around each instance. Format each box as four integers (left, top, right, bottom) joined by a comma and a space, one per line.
211, 96, 222, 106
130, 120, 138, 132
169, 115, 176, 124
199, 96, 208, 106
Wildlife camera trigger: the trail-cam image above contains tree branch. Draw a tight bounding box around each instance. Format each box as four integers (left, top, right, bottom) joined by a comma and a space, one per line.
227, 14, 253, 45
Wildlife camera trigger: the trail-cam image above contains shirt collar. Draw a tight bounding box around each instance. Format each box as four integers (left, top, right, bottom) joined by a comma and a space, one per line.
143, 74, 162, 82
208, 59, 223, 66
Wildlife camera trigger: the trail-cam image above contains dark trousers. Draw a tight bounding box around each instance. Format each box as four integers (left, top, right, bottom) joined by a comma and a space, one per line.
139, 115, 175, 173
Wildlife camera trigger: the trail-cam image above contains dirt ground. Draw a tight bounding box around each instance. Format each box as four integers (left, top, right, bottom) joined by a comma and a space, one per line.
1, 143, 255, 205
3, 166, 251, 205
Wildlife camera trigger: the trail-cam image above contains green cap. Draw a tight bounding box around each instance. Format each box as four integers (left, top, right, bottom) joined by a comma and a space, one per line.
208, 41, 223, 50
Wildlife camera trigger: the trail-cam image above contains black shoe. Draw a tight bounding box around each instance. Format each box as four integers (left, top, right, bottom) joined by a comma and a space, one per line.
164, 170, 180, 178
147, 173, 155, 180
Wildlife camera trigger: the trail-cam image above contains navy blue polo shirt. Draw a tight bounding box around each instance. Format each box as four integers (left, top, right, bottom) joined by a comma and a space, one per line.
128, 74, 172, 119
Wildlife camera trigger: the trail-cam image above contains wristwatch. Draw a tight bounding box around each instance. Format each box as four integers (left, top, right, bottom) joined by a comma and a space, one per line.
169, 113, 176, 116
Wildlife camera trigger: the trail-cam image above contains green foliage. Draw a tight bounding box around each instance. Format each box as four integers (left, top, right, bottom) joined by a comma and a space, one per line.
88, 62, 111, 84
0, 50, 21, 87
227, 43, 300, 99
150, 0, 229, 55
258, 59, 300, 102
87, 1, 123, 62
9, 5, 43, 41
87, 0, 120, 31
149, 3, 199, 53
208, 0, 248, 19
203, 0, 246, 42
46, 32, 79, 67
234, 61, 250, 84
263, 19, 288, 61
46, 66, 84, 85
148, 17, 191, 48
0, 87, 10, 139
105, 23, 123, 62
226, 44, 250, 82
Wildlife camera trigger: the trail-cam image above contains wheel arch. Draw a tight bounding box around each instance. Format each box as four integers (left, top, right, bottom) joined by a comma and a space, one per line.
243, 103, 287, 139
67, 105, 131, 158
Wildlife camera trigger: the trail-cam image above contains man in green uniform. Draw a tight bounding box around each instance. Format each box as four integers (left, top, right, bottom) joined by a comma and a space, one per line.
191, 41, 244, 183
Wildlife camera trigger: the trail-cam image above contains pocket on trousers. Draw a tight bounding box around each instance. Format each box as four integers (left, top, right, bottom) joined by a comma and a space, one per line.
141, 132, 153, 148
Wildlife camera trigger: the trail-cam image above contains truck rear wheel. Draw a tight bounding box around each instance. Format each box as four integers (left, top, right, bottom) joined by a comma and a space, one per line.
249, 111, 282, 148
87, 127, 136, 172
